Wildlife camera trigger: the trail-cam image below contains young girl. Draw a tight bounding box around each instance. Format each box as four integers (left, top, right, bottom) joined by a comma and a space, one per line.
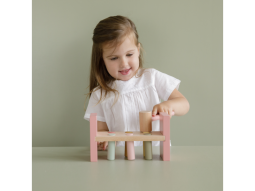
84, 15, 190, 151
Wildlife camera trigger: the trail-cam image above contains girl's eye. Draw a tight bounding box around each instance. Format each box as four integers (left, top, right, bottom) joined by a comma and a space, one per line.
110, 54, 133, 61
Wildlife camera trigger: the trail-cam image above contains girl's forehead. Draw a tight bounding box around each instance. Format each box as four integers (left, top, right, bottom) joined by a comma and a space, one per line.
102, 35, 137, 55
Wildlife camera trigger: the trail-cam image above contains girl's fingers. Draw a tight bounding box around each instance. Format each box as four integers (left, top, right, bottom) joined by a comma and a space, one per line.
97, 142, 104, 150
97, 141, 115, 150
103, 142, 108, 150
152, 107, 158, 116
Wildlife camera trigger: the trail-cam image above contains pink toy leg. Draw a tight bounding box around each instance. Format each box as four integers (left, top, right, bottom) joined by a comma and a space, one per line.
126, 141, 135, 160
159, 112, 170, 161
90, 113, 97, 162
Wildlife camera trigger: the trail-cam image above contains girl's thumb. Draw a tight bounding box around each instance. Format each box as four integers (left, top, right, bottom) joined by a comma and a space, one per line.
152, 107, 157, 116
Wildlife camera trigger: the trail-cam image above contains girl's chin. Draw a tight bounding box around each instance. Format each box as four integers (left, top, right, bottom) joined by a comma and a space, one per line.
116, 76, 131, 81
116, 70, 134, 81
121, 77, 131, 81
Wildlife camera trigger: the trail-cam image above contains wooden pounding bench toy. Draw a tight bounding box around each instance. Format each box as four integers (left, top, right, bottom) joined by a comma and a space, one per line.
89, 111, 174, 162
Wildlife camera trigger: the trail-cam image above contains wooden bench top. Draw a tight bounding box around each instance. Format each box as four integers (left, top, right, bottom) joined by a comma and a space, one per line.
95, 131, 165, 141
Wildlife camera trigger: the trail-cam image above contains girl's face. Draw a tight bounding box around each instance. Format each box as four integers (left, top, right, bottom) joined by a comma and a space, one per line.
102, 35, 140, 81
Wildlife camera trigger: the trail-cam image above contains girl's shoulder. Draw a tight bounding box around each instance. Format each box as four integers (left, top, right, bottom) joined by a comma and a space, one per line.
90, 84, 117, 100
136, 67, 156, 77
90, 87, 101, 99
136, 67, 159, 81
123, 68, 157, 89
141, 68, 176, 78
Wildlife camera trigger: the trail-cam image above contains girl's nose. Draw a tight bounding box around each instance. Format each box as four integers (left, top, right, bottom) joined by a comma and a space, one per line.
120, 57, 128, 67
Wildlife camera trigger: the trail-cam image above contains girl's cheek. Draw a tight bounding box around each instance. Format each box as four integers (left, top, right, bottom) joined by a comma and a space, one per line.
108, 62, 118, 69
130, 57, 138, 62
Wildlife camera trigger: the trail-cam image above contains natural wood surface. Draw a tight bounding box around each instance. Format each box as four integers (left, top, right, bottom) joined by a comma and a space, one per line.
139, 111, 152, 132
95, 131, 165, 141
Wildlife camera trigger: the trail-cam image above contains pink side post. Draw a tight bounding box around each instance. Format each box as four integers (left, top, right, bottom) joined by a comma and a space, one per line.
159, 112, 170, 161
90, 113, 97, 162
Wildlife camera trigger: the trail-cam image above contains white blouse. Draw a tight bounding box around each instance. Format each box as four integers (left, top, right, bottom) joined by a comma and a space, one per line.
84, 68, 181, 147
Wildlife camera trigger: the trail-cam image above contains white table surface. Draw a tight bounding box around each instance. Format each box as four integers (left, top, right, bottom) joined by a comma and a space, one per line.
33, 146, 223, 191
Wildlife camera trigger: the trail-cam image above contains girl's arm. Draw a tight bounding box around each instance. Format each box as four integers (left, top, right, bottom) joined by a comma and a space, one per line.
152, 88, 190, 118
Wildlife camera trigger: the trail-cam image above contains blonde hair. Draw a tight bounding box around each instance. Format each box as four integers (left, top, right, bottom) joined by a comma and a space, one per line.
84, 15, 145, 110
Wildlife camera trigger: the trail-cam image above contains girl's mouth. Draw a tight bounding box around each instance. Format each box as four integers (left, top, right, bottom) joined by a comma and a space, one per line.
119, 68, 131, 75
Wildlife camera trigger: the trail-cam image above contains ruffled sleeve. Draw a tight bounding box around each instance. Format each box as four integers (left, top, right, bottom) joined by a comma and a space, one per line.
152, 68, 181, 101
84, 90, 106, 122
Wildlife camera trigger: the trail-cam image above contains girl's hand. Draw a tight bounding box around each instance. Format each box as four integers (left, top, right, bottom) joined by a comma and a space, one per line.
152, 102, 174, 119
97, 141, 108, 151
97, 141, 117, 151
